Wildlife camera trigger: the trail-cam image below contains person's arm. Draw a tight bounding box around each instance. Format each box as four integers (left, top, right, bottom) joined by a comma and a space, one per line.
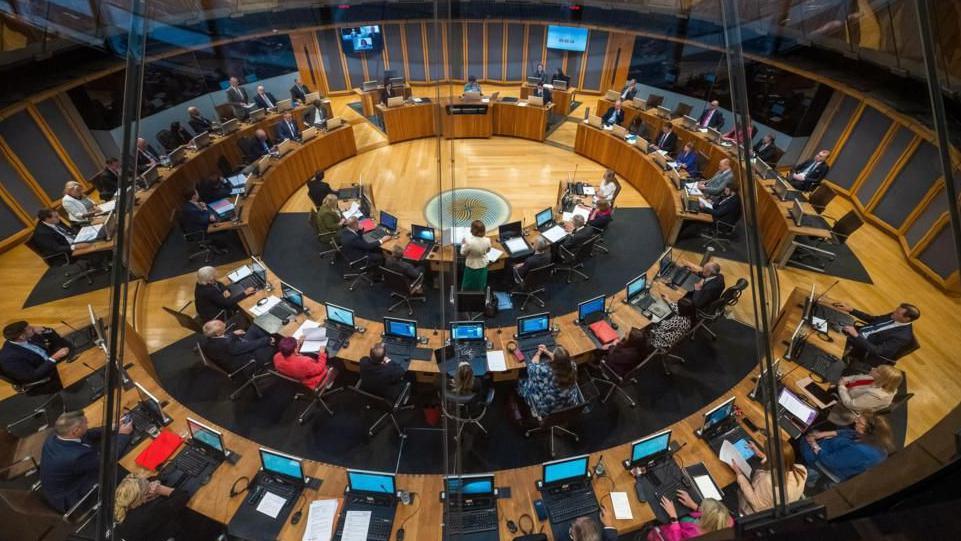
848, 330, 910, 359
297, 353, 328, 378
205, 285, 245, 311
736, 470, 766, 513
228, 335, 270, 356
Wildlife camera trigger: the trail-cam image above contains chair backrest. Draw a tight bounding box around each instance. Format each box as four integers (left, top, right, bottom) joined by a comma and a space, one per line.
351, 380, 395, 412
524, 264, 554, 290
832, 210, 863, 243
155, 129, 177, 152
162, 305, 204, 333
808, 184, 836, 212
442, 391, 481, 421
0, 486, 62, 519
539, 396, 588, 428
319, 366, 340, 392
196, 342, 230, 377
726, 278, 749, 306
573, 235, 599, 263
380, 266, 411, 295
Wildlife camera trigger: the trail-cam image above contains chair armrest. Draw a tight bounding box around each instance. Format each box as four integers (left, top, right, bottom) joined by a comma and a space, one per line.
227, 359, 257, 379
349, 255, 369, 269
393, 382, 412, 409
184, 229, 207, 242
63, 483, 99, 523
0, 456, 39, 481
484, 387, 495, 407
16, 377, 52, 392
410, 273, 425, 291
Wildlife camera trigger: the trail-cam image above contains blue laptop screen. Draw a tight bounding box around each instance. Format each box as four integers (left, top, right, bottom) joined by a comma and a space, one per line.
631, 432, 670, 463
326, 303, 355, 327
281, 284, 303, 309
187, 419, 224, 453
704, 399, 735, 429
518, 314, 549, 336
446, 477, 494, 495
380, 211, 398, 231
348, 470, 395, 494
261, 449, 304, 480
626, 275, 647, 298
577, 296, 605, 321
451, 322, 484, 341
385, 318, 416, 339
412, 225, 435, 242
543, 456, 589, 484
535, 208, 553, 228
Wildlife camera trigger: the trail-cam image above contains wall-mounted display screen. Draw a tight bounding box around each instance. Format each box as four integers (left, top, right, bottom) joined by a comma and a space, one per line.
341, 25, 383, 54
546, 25, 588, 52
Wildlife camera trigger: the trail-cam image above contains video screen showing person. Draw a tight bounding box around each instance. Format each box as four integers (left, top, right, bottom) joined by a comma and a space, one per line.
341, 25, 382, 54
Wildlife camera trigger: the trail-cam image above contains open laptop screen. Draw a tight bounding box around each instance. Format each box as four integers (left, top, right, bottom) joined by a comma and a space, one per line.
379, 211, 398, 231
577, 295, 605, 322
384, 317, 417, 339
325, 303, 355, 328
631, 429, 671, 465
348, 469, 395, 494
187, 417, 225, 453
450, 321, 485, 341
535, 208, 553, 228
626, 274, 647, 299
778, 388, 818, 426
445, 475, 495, 495
517, 313, 550, 337
543, 455, 589, 485
260, 448, 305, 481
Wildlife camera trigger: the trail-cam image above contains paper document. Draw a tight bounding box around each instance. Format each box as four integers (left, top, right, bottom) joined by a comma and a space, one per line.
698, 197, 712, 210
448, 226, 471, 245
227, 173, 247, 188
582, 186, 596, 196
300, 326, 329, 354
486, 350, 507, 372
343, 202, 362, 219
810, 316, 828, 333
541, 225, 568, 243
610, 491, 633, 520
504, 237, 528, 253
412, 97, 423, 103
97, 200, 116, 213
657, 149, 669, 156
572, 205, 591, 221
249, 296, 282, 316
486, 247, 504, 263
303, 499, 338, 541
73, 224, 103, 244
255, 491, 287, 518
693, 475, 723, 501
293, 319, 321, 339
341, 510, 371, 541
666, 161, 679, 169
481, 98, 491, 103
562, 211, 573, 222
227, 265, 252, 283
720, 439, 752, 477
685, 183, 703, 196
517, 101, 529, 107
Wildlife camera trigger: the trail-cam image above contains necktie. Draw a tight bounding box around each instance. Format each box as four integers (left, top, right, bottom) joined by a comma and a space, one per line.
861, 320, 896, 338
287, 121, 295, 137
804, 160, 819, 176
701, 110, 712, 127
56, 224, 75, 243
263, 94, 273, 108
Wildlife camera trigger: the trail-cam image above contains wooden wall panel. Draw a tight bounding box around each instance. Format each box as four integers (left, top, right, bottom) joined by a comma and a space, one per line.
405, 23, 427, 82
525, 24, 545, 80
425, 22, 443, 82
466, 23, 484, 81
317, 29, 348, 92
447, 22, 464, 81
872, 141, 942, 228
829, 106, 891, 190
383, 23, 405, 74
486, 22, 504, 82
917, 222, 960, 280
505, 23, 525, 82
583, 30, 608, 91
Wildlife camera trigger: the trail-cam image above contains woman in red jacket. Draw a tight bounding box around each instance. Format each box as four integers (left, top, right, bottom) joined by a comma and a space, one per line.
273, 336, 328, 389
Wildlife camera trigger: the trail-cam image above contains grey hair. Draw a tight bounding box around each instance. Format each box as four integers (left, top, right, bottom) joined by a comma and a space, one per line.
534, 237, 549, 252
197, 266, 217, 285
54, 411, 86, 436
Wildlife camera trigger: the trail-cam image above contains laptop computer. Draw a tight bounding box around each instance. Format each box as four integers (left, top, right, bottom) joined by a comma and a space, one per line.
538, 455, 600, 527
228, 448, 307, 540
167, 146, 187, 167
628, 430, 701, 524
137, 165, 160, 190
498, 220, 531, 258
334, 470, 399, 541
191, 131, 211, 150
275, 98, 292, 112
403, 225, 435, 262
158, 417, 230, 495
227, 259, 267, 292
442, 474, 499, 541
363, 210, 398, 243
516, 312, 556, 360
623, 273, 670, 321
323, 302, 356, 354
219, 118, 240, 135
790, 200, 830, 229
577, 295, 606, 325
382, 316, 417, 368
528, 95, 544, 107
248, 108, 267, 122
773, 177, 804, 202
776, 387, 819, 439
535, 207, 568, 244
696, 397, 756, 462
448, 321, 488, 377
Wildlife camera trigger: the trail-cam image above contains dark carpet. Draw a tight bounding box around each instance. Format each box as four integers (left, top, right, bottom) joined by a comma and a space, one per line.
674, 230, 872, 284
22, 265, 115, 308
147, 228, 248, 283
150, 318, 759, 474
263, 209, 664, 328
0, 374, 105, 436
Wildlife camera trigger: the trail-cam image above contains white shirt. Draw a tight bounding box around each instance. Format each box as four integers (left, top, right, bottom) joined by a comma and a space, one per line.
461, 235, 491, 269
62, 194, 95, 222
259, 92, 274, 108
44, 221, 75, 243
860, 320, 910, 339
597, 181, 616, 200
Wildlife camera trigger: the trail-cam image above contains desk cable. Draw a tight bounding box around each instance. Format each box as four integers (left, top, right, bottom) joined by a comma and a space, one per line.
229, 476, 251, 498
395, 491, 420, 532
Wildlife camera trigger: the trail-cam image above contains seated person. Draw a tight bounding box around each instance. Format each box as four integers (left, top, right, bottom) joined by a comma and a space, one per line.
832, 301, 919, 368
168, 121, 192, 147
601, 99, 625, 126
248, 129, 275, 160
194, 266, 254, 322
697, 158, 733, 196
61, 181, 98, 223
531, 63, 548, 84
619, 79, 638, 101
601, 327, 649, 377
95, 158, 120, 201
136, 137, 161, 172
200, 319, 275, 371
463, 75, 482, 94
789, 149, 830, 191
516, 345, 579, 415
513, 237, 551, 279
828, 366, 902, 427
305, 99, 328, 128
290, 78, 312, 104
727, 441, 806, 515
273, 336, 329, 389
684, 262, 725, 310
253, 85, 278, 110
799, 413, 892, 484
32, 207, 76, 257
114, 473, 191, 541
307, 170, 335, 207
276, 111, 301, 142
648, 493, 732, 541
553, 67, 570, 85
380, 77, 397, 105
531, 81, 552, 104
674, 142, 700, 178
0, 321, 71, 391
560, 215, 594, 253
588, 199, 613, 230
753, 133, 778, 163
339, 216, 386, 271
315, 194, 344, 237
179, 189, 218, 235
385, 245, 425, 294
702, 183, 741, 225
697, 100, 724, 130
41, 411, 133, 512
570, 516, 617, 541
722, 123, 756, 145
627, 115, 646, 137
648, 297, 696, 350
595, 169, 619, 203
195, 173, 232, 203
651, 124, 677, 155
359, 343, 406, 401
186, 106, 214, 135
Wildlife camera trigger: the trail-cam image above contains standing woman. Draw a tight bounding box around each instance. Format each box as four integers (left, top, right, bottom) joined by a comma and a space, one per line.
460, 219, 491, 291
596, 169, 620, 203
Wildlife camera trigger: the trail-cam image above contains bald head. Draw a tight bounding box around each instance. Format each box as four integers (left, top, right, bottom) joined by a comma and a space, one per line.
202, 319, 226, 338
703, 262, 721, 277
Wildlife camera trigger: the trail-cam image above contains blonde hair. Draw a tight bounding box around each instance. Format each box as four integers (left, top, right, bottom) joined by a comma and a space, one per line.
451, 363, 475, 394
322, 193, 339, 211
873, 365, 903, 393
569, 516, 601, 541
114, 474, 149, 523
697, 498, 730, 532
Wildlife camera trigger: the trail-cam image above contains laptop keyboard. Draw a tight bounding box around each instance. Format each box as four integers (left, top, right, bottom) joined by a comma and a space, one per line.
545, 490, 599, 523
233, 274, 263, 291
175, 447, 212, 476
517, 334, 555, 354
260, 476, 297, 500
672, 267, 693, 287
631, 295, 656, 311
446, 508, 498, 534
384, 338, 413, 358
269, 301, 298, 320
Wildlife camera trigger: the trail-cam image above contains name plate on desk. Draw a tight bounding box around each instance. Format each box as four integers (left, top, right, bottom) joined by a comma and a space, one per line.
446, 104, 489, 115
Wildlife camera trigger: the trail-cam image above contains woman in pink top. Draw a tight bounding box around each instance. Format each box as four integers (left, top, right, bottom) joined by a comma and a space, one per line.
647, 491, 732, 541
273, 336, 328, 389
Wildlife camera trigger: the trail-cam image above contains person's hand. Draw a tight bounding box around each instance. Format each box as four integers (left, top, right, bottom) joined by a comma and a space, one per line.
598, 504, 614, 527
694, 279, 703, 291
537, 344, 548, 353
51, 347, 71, 361
727, 459, 740, 474
677, 490, 697, 511
118, 417, 134, 435
297, 335, 305, 346
233, 329, 245, 336
842, 325, 858, 337
833, 302, 852, 313
747, 440, 764, 458
384, 356, 392, 364
660, 496, 678, 520
630, 466, 646, 478
564, 222, 574, 233
244, 287, 255, 295
222, 290, 232, 298
209, 214, 217, 222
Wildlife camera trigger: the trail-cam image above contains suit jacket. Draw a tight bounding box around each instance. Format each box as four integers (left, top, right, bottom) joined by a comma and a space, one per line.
516, 250, 552, 279
196, 178, 231, 203
195, 281, 246, 322
675, 149, 700, 177
225, 86, 249, 105
753, 141, 778, 164
290, 83, 310, 103
531, 70, 548, 84
31, 222, 74, 258
561, 226, 594, 253
698, 108, 724, 130
254, 92, 278, 110
532, 87, 552, 103
249, 136, 273, 160
702, 169, 733, 196
201, 333, 271, 373
359, 357, 406, 400
710, 192, 741, 225
138, 144, 161, 164
339, 228, 380, 263
686, 274, 725, 310
791, 159, 830, 191
40, 429, 131, 513
654, 131, 677, 155
276, 118, 301, 142
95, 169, 119, 200
180, 202, 213, 235
0, 339, 56, 385
846, 310, 915, 364
619, 85, 638, 101
304, 105, 327, 127
306, 179, 335, 207
188, 114, 214, 135
602, 107, 625, 126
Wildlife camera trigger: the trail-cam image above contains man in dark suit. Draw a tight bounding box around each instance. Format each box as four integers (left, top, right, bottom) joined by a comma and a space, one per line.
179, 189, 217, 236
31, 208, 76, 259
790, 149, 830, 191
619, 79, 638, 101
601, 99, 625, 127
201, 319, 274, 371
531, 63, 548, 84
560, 215, 595, 254
513, 237, 551, 279
703, 183, 741, 225
339, 217, 386, 271
833, 302, 919, 368
249, 129, 274, 160
359, 343, 407, 401
196, 173, 232, 204
290, 79, 311, 104
0, 321, 71, 392
194, 266, 254, 323
684, 262, 725, 310
531, 81, 552, 104
136, 137, 161, 173
753, 134, 778, 164
187, 106, 215, 134
697, 100, 725, 130
276, 111, 301, 142
94, 158, 120, 201
253, 85, 278, 110
306, 170, 335, 207
652, 124, 677, 155
40, 411, 132, 513
225, 77, 250, 119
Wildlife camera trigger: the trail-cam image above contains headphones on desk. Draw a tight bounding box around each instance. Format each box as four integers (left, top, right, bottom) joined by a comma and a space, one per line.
229, 476, 251, 497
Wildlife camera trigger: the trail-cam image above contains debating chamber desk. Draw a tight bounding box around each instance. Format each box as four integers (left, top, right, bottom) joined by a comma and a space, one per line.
377, 98, 554, 144
520, 83, 575, 116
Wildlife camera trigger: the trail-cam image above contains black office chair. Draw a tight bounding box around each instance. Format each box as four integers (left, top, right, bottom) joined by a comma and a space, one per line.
524, 386, 588, 457
172, 208, 214, 263
440, 388, 495, 441
789, 210, 863, 273
155, 129, 178, 153
0, 478, 99, 540
689, 278, 748, 341
590, 354, 639, 408
380, 266, 425, 316
637, 332, 688, 376
672, 102, 693, 119
349, 380, 414, 438
24, 236, 100, 290
196, 342, 266, 400
700, 217, 739, 252
331, 239, 373, 291
807, 184, 837, 215
0, 385, 63, 436
308, 208, 338, 259
510, 264, 553, 311
162, 301, 206, 333
590, 214, 613, 255
555, 236, 598, 283
269, 366, 343, 424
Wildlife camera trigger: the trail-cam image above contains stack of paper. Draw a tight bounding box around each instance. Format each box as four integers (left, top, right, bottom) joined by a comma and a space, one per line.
255, 492, 286, 518
97, 199, 116, 213
72, 224, 103, 244
302, 499, 338, 541
226, 265, 252, 283
486, 247, 504, 263
249, 296, 281, 316
227, 173, 247, 188
504, 237, 529, 253
582, 186, 596, 196
343, 202, 362, 219
293, 319, 321, 339
610, 492, 633, 520
341, 510, 371, 541
572, 205, 592, 221
486, 350, 507, 372
447, 226, 471, 245
542, 225, 568, 243
685, 183, 703, 196
301, 327, 329, 354
698, 198, 713, 210
693, 475, 723, 500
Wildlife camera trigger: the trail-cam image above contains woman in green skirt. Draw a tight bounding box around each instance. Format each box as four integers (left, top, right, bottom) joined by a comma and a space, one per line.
460, 220, 491, 290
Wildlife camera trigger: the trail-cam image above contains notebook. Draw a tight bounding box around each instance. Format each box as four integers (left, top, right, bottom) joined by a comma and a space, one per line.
403, 243, 427, 260
588, 320, 618, 344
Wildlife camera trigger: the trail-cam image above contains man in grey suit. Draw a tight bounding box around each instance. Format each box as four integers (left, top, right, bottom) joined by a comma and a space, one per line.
698, 158, 733, 196
225, 77, 250, 120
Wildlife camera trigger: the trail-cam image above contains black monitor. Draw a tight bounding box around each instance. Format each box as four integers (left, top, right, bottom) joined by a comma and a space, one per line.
133, 381, 170, 425
498, 220, 522, 239
411, 224, 436, 243
325, 302, 355, 328
517, 312, 550, 338
384, 317, 417, 340
535, 207, 553, 229
340, 25, 383, 55
379, 210, 398, 232
259, 447, 305, 483
577, 295, 606, 323
455, 289, 488, 314
628, 429, 672, 468
626, 273, 648, 300
646, 94, 664, 109
187, 417, 226, 455
658, 247, 674, 276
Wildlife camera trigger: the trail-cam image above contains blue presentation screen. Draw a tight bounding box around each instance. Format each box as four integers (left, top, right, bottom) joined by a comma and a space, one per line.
349, 471, 395, 494
519, 315, 549, 336
451, 323, 484, 340
543, 456, 588, 484
546, 25, 589, 52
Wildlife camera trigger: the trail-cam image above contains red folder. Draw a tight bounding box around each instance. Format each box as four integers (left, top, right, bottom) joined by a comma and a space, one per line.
359, 218, 376, 232
402, 242, 427, 261
588, 320, 619, 344
134, 430, 184, 471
